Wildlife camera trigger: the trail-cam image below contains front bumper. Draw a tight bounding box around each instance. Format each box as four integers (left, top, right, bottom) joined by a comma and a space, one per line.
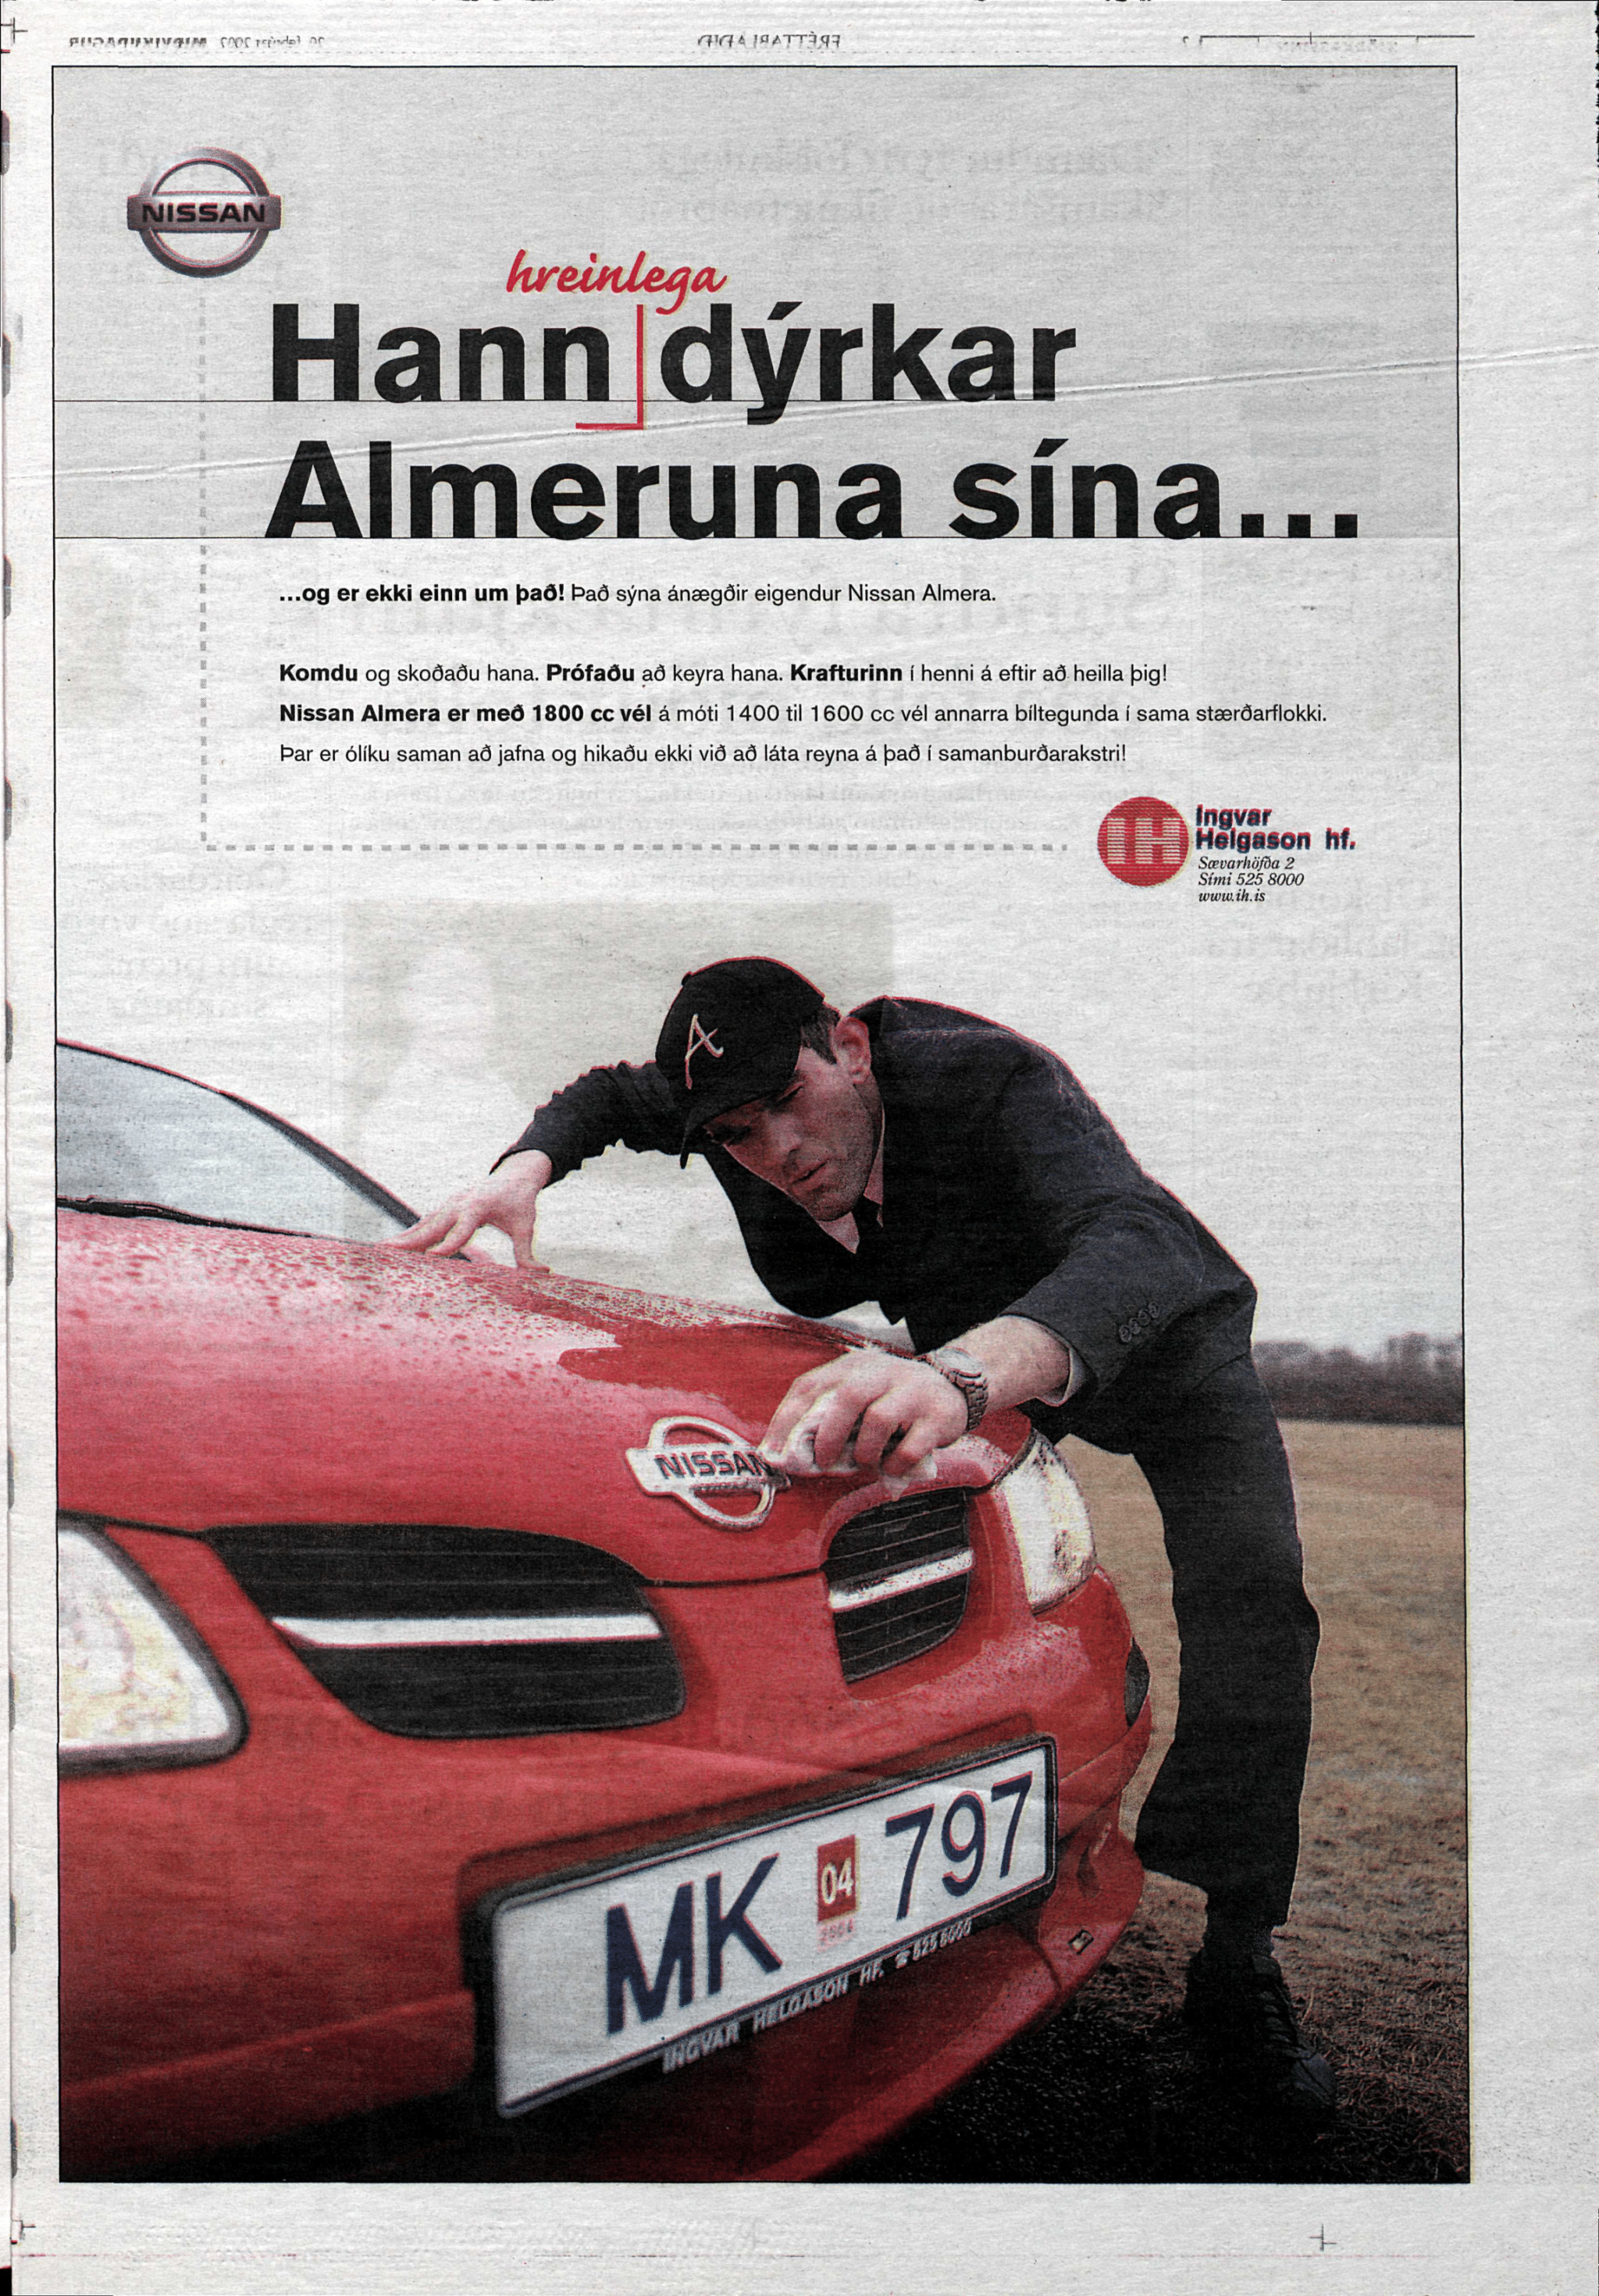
60, 1527, 1150, 2177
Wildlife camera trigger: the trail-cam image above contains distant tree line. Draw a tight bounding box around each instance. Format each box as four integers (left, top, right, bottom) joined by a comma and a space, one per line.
1253, 1334, 1463, 1425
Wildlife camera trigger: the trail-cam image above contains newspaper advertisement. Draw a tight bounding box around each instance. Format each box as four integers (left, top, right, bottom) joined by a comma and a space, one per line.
5, 5, 1595, 2291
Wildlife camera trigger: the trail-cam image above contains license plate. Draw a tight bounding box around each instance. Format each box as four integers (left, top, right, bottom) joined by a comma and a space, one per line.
490, 1740, 1056, 2115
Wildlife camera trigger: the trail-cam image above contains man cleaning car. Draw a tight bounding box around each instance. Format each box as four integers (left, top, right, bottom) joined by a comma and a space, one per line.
391, 955, 1334, 2123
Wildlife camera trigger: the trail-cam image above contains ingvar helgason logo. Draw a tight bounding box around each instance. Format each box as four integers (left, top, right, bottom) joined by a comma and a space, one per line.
1097, 796, 1190, 886
126, 149, 281, 277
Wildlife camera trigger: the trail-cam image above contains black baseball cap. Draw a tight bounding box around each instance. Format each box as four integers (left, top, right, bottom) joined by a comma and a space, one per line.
655, 957, 830, 1161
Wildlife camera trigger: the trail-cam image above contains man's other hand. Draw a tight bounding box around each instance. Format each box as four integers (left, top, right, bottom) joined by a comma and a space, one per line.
384, 1148, 554, 1270
761, 1350, 967, 1485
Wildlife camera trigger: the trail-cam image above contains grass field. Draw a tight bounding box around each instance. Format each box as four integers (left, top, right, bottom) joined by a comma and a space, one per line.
836, 1419, 1468, 2183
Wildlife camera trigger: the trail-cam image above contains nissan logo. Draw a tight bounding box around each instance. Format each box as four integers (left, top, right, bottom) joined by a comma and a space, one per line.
126, 148, 282, 278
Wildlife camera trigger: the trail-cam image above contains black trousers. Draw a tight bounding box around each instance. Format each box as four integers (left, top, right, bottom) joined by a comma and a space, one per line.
1116, 1353, 1320, 1928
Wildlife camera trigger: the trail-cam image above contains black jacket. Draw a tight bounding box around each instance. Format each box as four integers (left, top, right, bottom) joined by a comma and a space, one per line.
505, 997, 1258, 1450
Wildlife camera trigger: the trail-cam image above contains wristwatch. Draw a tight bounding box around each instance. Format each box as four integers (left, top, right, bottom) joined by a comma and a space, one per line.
917, 1345, 991, 1435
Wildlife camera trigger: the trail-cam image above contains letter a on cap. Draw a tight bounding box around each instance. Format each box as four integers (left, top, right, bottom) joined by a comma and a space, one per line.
683, 1013, 724, 1091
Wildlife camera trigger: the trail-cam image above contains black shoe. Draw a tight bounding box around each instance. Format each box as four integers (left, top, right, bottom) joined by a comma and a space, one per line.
1184, 1948, 1337, 2127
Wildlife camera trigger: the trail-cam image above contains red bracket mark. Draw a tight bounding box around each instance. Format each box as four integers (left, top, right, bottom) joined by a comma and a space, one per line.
577, 303, 646, 433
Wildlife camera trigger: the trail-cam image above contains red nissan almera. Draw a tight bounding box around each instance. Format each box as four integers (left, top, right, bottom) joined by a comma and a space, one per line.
56, 1043, 1152, 2179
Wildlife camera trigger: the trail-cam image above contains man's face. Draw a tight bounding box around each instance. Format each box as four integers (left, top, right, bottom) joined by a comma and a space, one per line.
701, 1020, 881, 1222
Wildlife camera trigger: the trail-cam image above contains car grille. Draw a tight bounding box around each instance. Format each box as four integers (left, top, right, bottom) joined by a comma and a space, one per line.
208, 1524, 684, 1738
822, 1491, 974, 1682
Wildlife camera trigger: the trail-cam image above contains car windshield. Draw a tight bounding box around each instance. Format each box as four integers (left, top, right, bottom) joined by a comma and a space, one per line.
57, 1046, 415, 1243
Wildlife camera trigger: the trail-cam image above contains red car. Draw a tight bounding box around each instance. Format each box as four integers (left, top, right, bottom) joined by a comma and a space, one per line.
57, 1042, 1152, 2179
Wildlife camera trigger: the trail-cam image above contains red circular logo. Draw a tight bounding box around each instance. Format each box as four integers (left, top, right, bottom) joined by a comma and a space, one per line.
1097, 796, 1190, 886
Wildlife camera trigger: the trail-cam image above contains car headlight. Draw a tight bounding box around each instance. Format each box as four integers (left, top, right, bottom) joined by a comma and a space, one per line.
990, 1431, 1096, 1612
59, 1519, 244, 1771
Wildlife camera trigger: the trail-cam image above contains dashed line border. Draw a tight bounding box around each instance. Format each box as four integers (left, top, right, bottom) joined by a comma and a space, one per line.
198, 840, 1065, 855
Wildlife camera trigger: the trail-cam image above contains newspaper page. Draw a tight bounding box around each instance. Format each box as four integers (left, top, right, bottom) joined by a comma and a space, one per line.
5, 4, 1595, 2291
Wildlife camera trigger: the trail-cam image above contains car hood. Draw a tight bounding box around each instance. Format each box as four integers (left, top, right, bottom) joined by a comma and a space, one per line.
57, 1212, 1022, 1583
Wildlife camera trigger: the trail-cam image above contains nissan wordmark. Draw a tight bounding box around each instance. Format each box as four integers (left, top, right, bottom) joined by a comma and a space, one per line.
56, 1043, 1152, 2178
